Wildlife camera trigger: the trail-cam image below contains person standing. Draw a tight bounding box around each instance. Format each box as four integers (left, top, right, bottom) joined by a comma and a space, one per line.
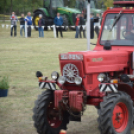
25, 12, 32, 37
38, 14, 45, 38
79, 13, 86, 38
94, 13, 101, 38
10, 12, 18, 37
75, 14, 80, 38
19, 13, 25, 37
54, 13, 63, 38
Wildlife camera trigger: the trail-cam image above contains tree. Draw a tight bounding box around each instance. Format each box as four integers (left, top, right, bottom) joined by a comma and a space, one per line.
104, 0, 113, 8
11, 0, 13, 12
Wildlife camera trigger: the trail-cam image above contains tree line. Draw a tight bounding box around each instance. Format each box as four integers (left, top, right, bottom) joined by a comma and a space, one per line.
0, 0, 43, 15
0, 0, 113, 15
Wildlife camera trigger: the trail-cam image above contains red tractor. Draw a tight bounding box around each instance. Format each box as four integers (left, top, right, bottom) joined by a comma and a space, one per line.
33, 1, 134, 134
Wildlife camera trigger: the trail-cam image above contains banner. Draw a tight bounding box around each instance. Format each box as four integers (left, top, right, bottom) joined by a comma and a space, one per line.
11, 25, 14, 28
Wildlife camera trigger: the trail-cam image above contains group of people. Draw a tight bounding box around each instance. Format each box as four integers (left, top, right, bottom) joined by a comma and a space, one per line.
75, 13, 86, 38
10, 12, 32, 37
75, 13, 101, 39
10, 11, 101, 38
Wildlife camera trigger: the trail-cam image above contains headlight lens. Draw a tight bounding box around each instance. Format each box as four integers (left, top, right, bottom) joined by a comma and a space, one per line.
75, 76, 82, 85
58, 76, 66, 85
51, 71, 59, 80
97, 73, 106, 82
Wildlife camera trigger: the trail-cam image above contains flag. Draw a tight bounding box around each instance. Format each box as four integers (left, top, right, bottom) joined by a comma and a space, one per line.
6, 25, 9, 29
61, 26, 64, 29
42, 26, 45, 29
20, 25, 23, 29
82, 25, 86, 30
11, 25, 14, 28
71, 26, 75, 28
2, 24, 5, 28
31, 26, 34, 30
78, 26, 80, 30
47, 26, 51, 30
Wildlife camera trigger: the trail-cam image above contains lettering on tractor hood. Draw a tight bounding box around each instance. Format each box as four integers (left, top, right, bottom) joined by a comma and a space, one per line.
92, 57, 103, 62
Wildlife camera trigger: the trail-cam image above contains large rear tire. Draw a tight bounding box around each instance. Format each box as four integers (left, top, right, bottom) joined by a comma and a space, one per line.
98, 91, 133, 134
61, 15, 69, 31
33, 90, 70, 134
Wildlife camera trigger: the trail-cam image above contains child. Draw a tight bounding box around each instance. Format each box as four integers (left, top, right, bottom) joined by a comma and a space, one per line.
38, 14, 45, 37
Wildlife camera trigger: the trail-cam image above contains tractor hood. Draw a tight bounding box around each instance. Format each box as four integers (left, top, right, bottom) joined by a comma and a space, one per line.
60, 50, 129, 74
57, 7, 81, 14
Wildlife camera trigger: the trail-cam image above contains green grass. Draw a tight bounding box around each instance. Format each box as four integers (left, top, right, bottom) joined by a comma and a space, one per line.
0, 21, 134, 134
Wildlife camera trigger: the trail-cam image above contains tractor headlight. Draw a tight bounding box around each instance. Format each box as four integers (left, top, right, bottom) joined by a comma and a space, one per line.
51, 71, 59, 80
97, 73, 106, 82
58, 76, 66, 85
75, 76, 82, 85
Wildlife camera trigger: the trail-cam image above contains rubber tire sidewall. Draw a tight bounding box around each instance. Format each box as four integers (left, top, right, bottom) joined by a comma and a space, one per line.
33, 90, 69, 134
98, 91, 133, 134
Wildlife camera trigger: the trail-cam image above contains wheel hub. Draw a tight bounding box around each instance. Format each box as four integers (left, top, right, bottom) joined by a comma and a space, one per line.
112, 102, 128, 133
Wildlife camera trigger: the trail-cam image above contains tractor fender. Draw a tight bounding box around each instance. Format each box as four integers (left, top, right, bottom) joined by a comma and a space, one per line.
118, 83, 134, 99
33, 8, 50, 17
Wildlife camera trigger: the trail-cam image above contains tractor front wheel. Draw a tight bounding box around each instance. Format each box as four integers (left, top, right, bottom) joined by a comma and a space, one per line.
33, 90, 70, 134
98, 91, 133, 134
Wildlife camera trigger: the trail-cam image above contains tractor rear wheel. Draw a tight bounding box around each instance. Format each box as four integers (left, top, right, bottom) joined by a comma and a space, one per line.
98, 91, 133, 134
33, 90, 70, 134
61, 15, 69, 31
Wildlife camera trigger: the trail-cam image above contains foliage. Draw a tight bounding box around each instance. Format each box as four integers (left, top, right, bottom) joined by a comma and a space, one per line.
104, 0, 113, 8
0, 76, 9, 90
97, 0, 113, 9
0, 0, 43, 15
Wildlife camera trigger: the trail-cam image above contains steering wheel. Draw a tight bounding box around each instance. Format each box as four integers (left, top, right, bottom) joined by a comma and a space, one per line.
122, 29, 132, 39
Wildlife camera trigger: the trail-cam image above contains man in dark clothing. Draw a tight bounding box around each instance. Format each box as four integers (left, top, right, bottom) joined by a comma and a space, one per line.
19, 13, 25, 37
10, 12, 18, 37
79, 13, 86, 38
25, 12, 32, 37
94, 13, 100, 38
75, 14, 80, 38
54, 13, 63, 38
38, 14, 45, 37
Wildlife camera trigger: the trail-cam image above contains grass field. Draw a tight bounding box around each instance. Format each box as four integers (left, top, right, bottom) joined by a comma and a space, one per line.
0, 21, 134, 134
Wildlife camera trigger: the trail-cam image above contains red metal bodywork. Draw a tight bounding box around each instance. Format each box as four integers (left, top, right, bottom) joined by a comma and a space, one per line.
57, 7, 134, 105
39, 6, 134, 111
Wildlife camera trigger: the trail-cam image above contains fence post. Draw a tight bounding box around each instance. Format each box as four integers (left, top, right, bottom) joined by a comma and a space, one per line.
25, 21, 27, 38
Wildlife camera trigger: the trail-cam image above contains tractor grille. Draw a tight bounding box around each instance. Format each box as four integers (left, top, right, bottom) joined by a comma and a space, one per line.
63, 64, 79, 83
